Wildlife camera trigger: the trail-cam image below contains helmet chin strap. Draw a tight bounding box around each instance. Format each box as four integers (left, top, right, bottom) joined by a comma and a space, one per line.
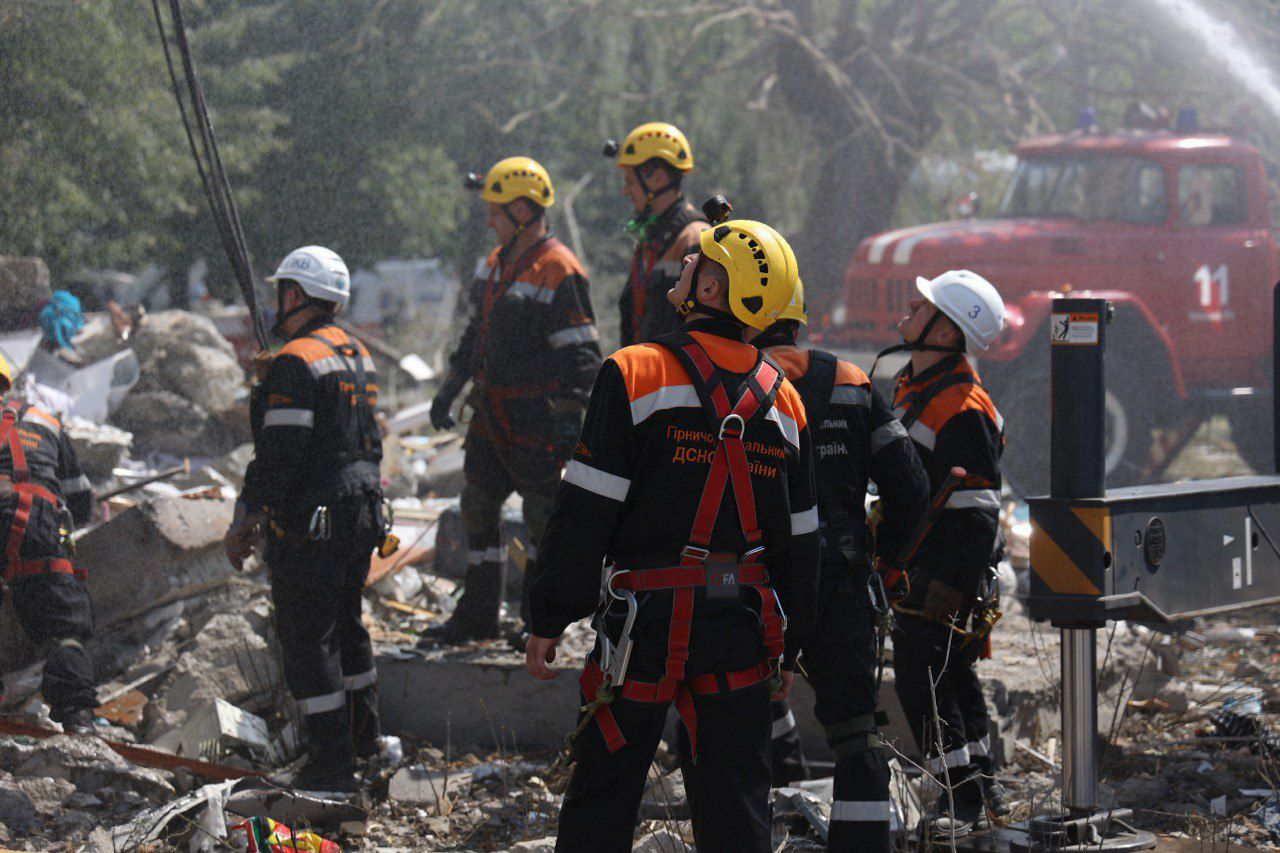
625, 168, 677, 241
272, 285, 315, 340
675, 255, 741, 328
869, 308, 964, 382
498, 202, 538, 259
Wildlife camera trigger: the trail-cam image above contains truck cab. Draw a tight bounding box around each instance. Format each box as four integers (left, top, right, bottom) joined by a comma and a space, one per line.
830, 126, 1278, 492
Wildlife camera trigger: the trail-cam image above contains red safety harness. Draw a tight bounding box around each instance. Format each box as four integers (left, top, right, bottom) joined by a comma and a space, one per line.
0, 402, 78, 580
578, 335, 787, 758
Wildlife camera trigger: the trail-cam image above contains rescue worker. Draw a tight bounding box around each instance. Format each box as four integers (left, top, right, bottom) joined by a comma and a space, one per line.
0, 353, 96, 733
526, 215, 820, 852
605, 122, 708, 346
224, 246, 383, 794
749, 276, 930, 851
426, 157, 601, 644
886, 270, 1012, 837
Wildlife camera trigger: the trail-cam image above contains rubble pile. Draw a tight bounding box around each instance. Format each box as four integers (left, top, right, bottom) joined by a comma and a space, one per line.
3, 311, 1279, 849
108, 311, 249, 459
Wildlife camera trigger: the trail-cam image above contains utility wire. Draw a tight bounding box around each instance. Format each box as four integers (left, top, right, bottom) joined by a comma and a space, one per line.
149, 0, 269, 349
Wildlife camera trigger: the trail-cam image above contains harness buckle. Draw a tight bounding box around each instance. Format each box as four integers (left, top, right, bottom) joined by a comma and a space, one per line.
718, 413, 745, 440
742, 545, 765, 562
704, 564, 740, 599
680, 545, 710, 563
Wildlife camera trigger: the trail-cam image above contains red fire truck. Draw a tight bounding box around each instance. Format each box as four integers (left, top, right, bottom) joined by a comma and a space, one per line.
826, 119, 1278, 493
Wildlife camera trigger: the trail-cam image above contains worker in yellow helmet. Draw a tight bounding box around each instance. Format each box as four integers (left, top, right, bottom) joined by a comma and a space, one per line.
604, 122, 709, 346
746, 264, 930, 851
0, 350, 99, 734
425, 157, 602, 646
526, 202, 819, 850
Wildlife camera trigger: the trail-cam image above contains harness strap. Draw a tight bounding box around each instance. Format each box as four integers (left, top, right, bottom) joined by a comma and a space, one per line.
661, 336, 782, 689
610, 563, 768, 591
1, 404, 66, 578
895, 365, 976, 430
579, 658, 774, 757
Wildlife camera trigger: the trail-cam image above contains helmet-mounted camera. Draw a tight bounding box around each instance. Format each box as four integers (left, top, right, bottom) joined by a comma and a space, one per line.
702, 195, 733, 225
463, 172, 485, 191
602, 139, 620, 159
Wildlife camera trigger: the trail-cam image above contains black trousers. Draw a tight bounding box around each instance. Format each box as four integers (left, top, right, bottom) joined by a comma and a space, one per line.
266, 493, 380, 766
558, 677, 772, 852
775, 563, 892, 851
4, 570, 96, 716
892, 611, 991, 811
457, 424, 562, 628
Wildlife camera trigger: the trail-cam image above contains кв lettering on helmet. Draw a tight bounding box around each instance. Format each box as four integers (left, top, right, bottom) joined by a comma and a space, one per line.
915, 270, 1006, 355
266, 245, 352, 310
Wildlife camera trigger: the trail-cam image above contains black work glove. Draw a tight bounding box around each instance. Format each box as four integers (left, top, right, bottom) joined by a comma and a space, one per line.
430, 378, 464, 431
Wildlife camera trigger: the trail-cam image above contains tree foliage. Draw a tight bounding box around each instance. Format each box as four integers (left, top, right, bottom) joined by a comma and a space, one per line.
3, 0, 1279, 316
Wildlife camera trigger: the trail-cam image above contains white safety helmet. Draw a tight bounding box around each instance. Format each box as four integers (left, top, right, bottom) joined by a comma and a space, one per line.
266, 245, 351, 310
916, 270, 1005, 356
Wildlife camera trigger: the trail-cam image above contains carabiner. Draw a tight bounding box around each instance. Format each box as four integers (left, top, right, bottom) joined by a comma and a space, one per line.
867, 571, 889, 616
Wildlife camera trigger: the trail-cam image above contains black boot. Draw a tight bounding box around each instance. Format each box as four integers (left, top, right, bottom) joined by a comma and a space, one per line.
928, 768, 983, 840
349, 685, 381, 760
282, 708, 357, 795
419, 561, 505, 645
53, 707, 96, 735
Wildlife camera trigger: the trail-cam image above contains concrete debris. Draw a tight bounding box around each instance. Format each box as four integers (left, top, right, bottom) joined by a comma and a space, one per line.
62, 416, 133, 481
632, 828, 693, 851
112, 389, 239, 458
145, 611, 281, 743
15, 734, 174, 800
129, 310, 243, 411
640, 769, 688, 819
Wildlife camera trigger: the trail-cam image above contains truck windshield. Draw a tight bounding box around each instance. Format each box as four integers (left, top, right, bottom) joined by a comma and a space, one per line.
999, 155, 1167, 224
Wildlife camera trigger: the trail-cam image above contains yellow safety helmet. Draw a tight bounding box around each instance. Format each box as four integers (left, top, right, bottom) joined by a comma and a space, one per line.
775, 237, 806, 325
611, 122, 694, 172
0, 352, 10, 391
468, 156, 555, 208
697, 220, 798, 331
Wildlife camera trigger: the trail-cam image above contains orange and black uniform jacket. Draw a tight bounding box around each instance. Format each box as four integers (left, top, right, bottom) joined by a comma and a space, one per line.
619, 200, 706, 347
0, 401, 93, 562
243, 320, 382, 528
758, 341, 929, 565
892, 354, 1003, 598
444, 237, 601, 440
529, 319, 821, 670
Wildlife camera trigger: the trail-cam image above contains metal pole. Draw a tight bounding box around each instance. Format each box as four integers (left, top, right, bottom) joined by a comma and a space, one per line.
1048, 297, 1109, 811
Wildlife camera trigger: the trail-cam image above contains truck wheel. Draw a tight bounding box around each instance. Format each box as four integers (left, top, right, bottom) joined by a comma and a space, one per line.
986, 316, 1170, 496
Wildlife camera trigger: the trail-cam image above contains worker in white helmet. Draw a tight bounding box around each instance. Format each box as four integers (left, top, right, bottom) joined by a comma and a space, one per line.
225, 246, 387, 794
884, 270, 1016, 837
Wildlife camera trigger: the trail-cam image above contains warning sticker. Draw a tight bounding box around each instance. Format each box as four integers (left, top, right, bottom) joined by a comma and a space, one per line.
1050, 312, 1099, 345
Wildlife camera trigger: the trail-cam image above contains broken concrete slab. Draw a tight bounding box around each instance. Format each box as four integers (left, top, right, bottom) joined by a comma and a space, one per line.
376, 650, 582, 754
15, 735, 174, 800
12, 776, 76, 816
144, 612, 280, 742
128, 310, 244, 413
62, 416, 133, 481
111, 390, 239, 458
0, 773, 43, 837
640, 769, 688, 819
389, 765, 472, 805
